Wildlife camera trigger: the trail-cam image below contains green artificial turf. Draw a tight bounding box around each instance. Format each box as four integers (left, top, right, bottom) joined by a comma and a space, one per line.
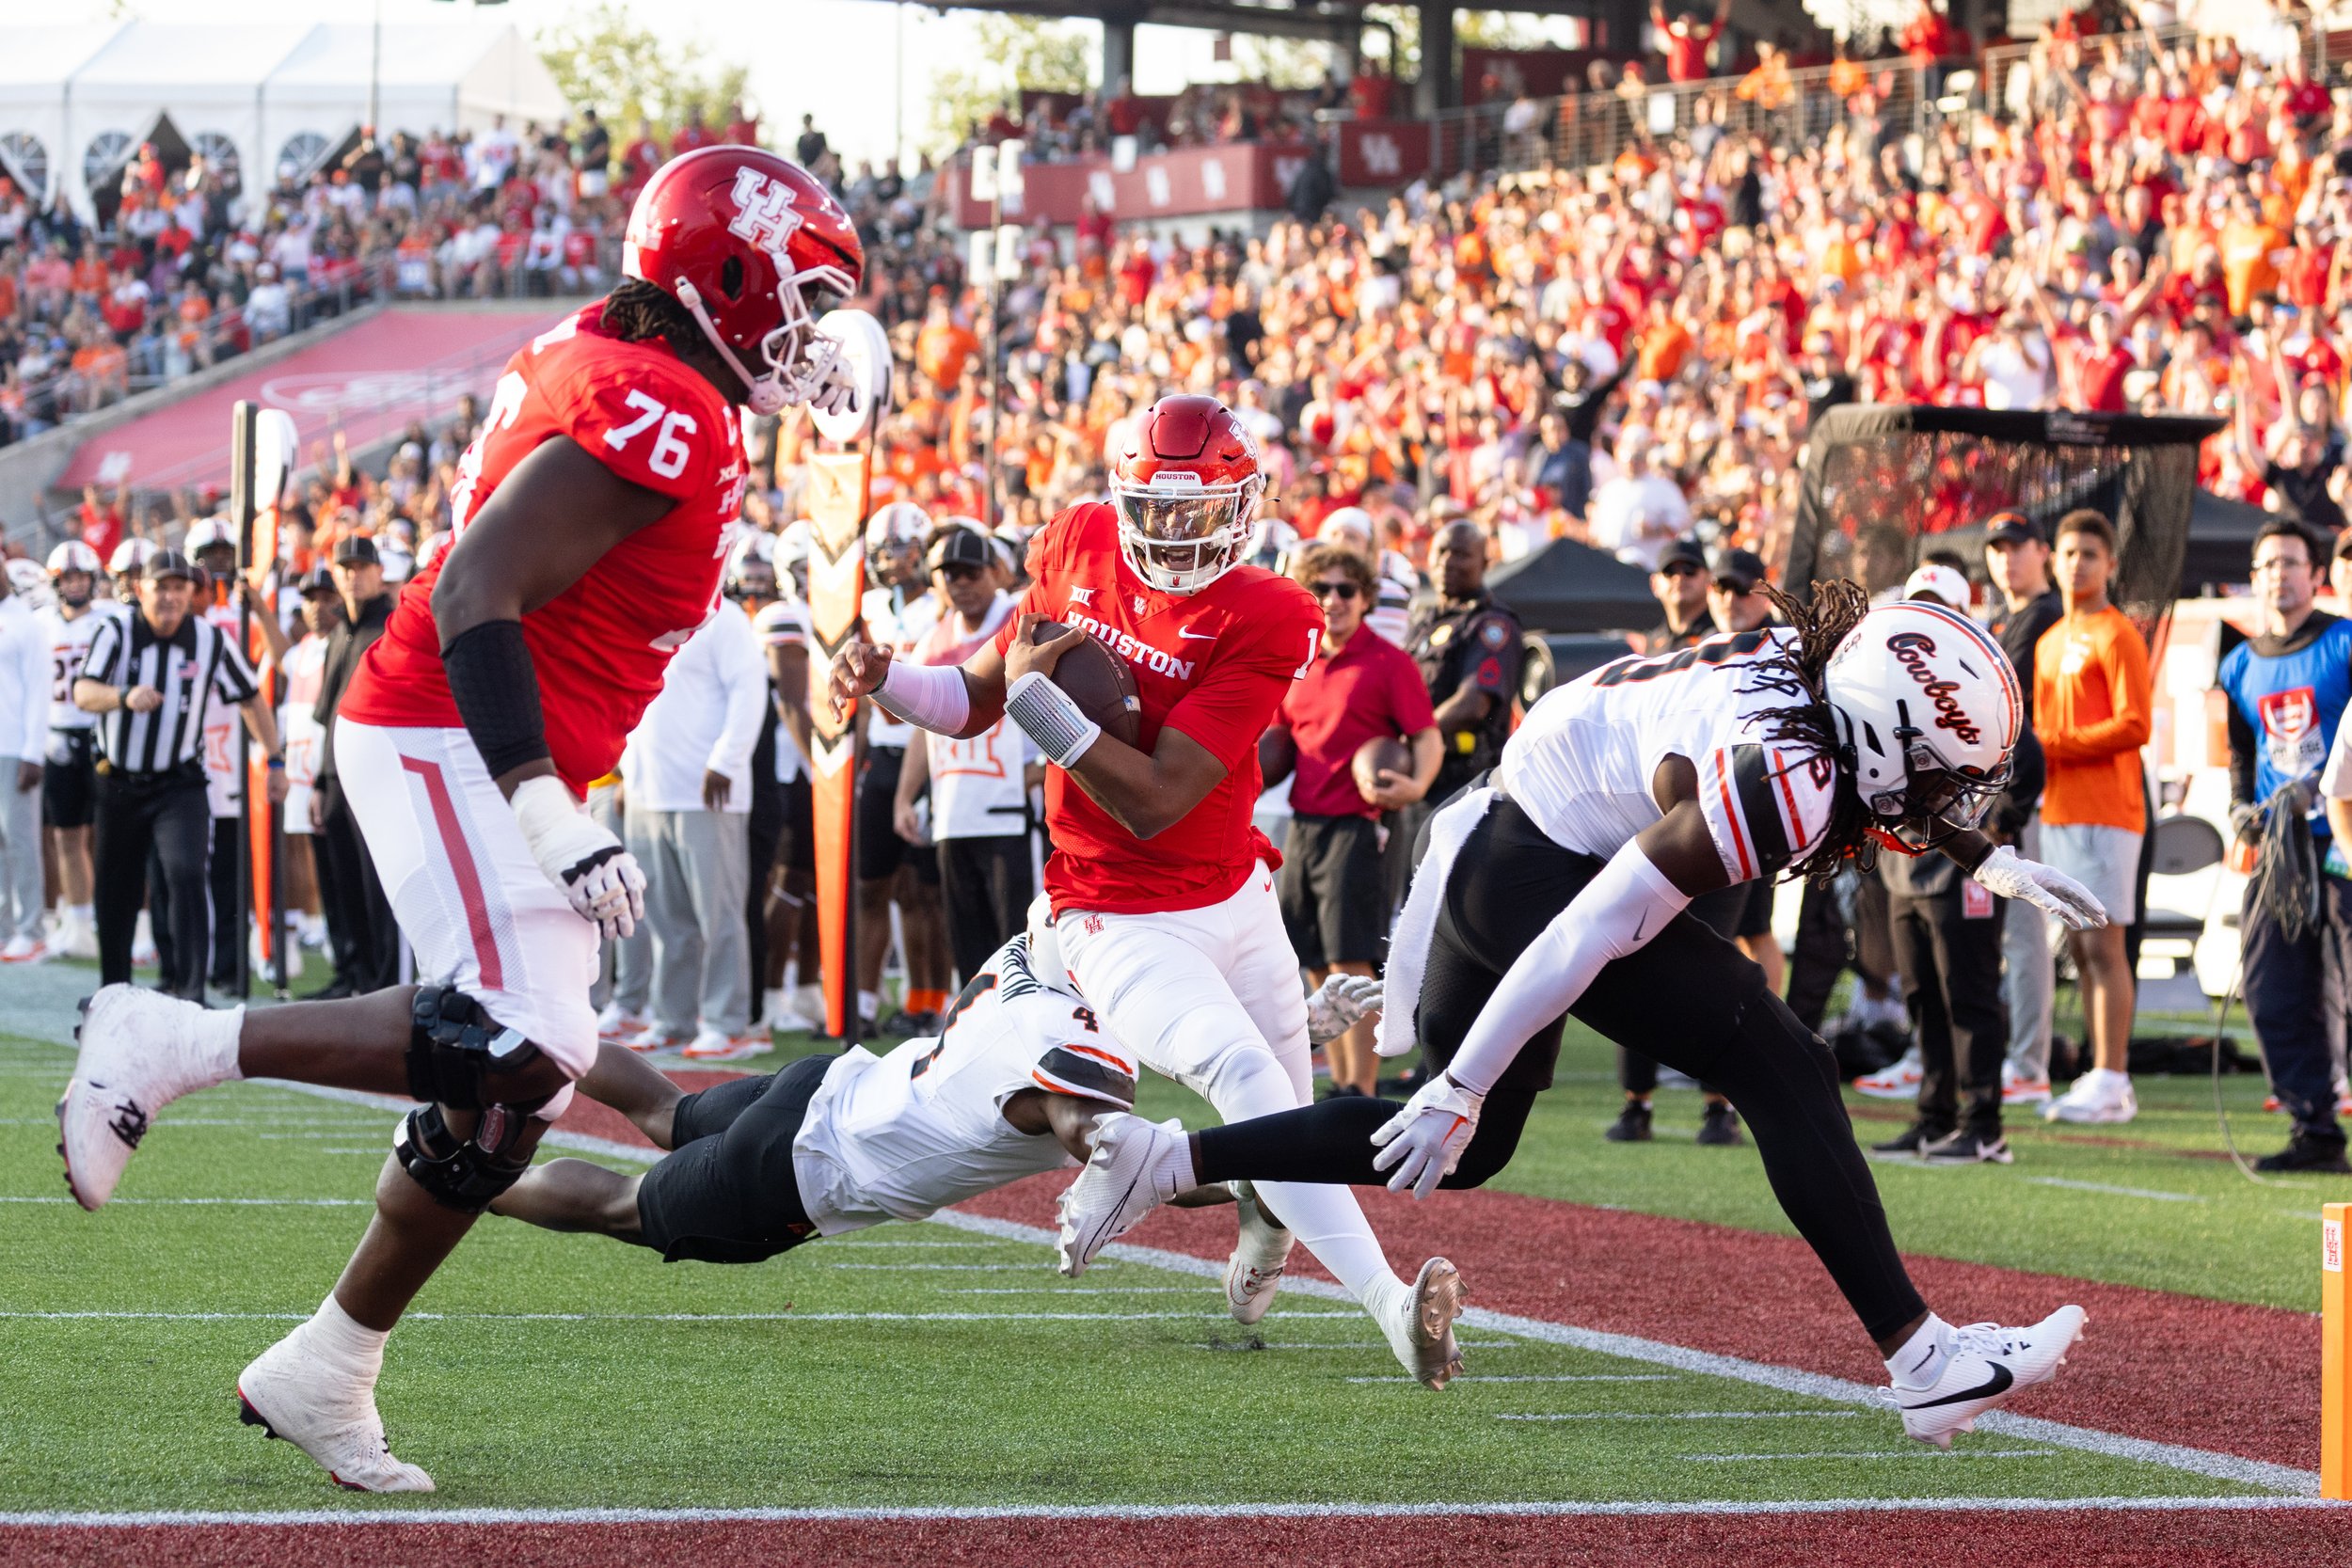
0, 989, 2280, 1517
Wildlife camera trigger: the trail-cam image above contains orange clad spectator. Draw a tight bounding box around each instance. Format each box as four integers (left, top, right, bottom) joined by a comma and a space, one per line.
2033, 510, 2151, 1126
914, 299, 979, 389
2219, 199, 2286, 316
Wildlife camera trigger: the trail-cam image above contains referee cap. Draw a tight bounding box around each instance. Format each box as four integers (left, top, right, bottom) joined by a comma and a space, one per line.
144, 548, 198, 583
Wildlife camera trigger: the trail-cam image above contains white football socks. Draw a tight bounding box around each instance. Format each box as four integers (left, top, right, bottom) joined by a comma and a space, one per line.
1205, 1047, 1406, 1310
308, 1294, 391, 1386
1885, 1313, 1952, 1391
198, 1005, 246, 1088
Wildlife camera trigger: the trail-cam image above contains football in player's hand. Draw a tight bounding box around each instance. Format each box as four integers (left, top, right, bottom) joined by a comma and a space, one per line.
1352, 735, 1413, 805
1030, 620, 1140, 747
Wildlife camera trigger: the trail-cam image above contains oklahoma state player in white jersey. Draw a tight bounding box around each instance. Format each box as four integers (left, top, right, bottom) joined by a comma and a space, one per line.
832, 394, 1466, 1388
58, 146, 864, 1492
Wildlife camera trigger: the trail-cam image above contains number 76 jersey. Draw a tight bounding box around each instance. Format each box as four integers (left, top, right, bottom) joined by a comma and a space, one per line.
342, 302, 747, 793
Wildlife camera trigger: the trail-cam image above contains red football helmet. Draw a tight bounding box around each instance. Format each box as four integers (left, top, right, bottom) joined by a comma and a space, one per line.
623, 146, 865, 416
1108, 395, 1264, 594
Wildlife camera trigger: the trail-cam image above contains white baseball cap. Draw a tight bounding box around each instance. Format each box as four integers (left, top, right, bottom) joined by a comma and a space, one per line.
1903, 562, 1971, 610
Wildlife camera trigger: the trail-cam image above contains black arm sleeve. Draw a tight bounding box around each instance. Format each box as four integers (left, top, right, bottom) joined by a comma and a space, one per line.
440, 619, 551, 781
1992, 727, 2043, 840
2226, 697, 2259, 813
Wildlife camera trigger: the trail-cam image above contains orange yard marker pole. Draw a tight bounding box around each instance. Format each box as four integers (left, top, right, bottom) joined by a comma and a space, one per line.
2327, 1202, 2348, 1499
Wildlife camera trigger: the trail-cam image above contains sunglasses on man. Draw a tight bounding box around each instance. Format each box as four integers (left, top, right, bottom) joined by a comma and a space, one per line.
1312, 579, 1361, 601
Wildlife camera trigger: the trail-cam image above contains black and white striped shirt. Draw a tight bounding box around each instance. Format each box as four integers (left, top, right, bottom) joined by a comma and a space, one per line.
80, 610, 258, 775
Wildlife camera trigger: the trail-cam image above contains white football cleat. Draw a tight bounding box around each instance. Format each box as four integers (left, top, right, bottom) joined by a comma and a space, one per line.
2043, 1069, 2137, 1124
2, 933, 48, 963
56, 986, 234, 1211
596, 1003, 650, 1042
1378, 1257, 1467, 1390
238, 1328, 434, 1493
1223, 1180, 1294, 1325
1852, 1048, 1923, 1100
681, 1028, 768, 1062
1894, 1306, 2086, 1449
1055, 1112, 1185, 1276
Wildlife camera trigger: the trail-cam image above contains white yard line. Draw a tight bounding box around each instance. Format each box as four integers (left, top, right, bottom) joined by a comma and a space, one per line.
0, 1196, 371, 1207
2027, 1178, 2204, 1203
1344, 1374, 1682, 1385
5, 1497, 2346, 1528
1496, 1411, 1866, 1422
1680, 1450, 2056, 1463
930, 1210, 2323, 1496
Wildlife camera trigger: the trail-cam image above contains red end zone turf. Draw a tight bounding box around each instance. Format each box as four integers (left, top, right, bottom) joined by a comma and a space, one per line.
11, 1508, 2351, 1568
557, 1074, 2314, 1469
954, 1172, 2319, 1472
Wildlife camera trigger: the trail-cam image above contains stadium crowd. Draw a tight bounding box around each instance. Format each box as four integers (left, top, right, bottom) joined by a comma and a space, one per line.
11, 2, 2352, 1162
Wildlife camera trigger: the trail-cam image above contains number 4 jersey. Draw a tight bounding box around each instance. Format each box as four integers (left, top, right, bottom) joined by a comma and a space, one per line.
788, 933, 1140, 1235
342, 302, 746, 792
1498, 626, 1839, 886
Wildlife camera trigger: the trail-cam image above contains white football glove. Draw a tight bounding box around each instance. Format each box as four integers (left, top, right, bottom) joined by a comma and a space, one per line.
1369, 1073, 1484, 1200
510, 775, 646, 940
807, 354, 861, 418
1973, 844, 2108, 931
1304, 972, 1383, 1045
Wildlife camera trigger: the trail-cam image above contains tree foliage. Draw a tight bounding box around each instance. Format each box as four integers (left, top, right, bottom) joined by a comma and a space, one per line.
1364, 6, 1559, 82
537, 2, 752, 143
924, 15, 1096, 154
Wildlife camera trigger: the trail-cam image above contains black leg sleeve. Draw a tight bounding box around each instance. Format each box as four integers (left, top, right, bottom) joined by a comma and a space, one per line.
1193, 1085, 1537, 1191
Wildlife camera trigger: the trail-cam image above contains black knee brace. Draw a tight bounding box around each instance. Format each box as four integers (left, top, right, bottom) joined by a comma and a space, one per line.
394, 1102, 532, 1212
407, 985, 543, 1108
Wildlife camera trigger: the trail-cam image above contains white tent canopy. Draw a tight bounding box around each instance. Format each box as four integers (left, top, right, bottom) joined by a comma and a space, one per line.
0, 19, 569, 223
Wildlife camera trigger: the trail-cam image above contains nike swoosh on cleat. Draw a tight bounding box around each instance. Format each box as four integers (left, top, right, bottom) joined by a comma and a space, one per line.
1903, 1362, 2013, 1409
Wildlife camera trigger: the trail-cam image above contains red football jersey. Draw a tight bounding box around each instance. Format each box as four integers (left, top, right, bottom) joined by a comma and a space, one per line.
993, 502, 1322, 915
341, 304, 745, 793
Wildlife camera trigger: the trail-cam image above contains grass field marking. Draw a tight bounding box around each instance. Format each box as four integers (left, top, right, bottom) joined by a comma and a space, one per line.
0, 1308, 1377, 1324
928, 1208, 2323, 1496
6, 1496, 2348, 1528
1496, 1411, 1868, 1422
1680, 1450, 2057, 1463
0, 1196, 373, 1207
2027, 1178, 2204, 1203
952, 1286, 1203, 1294
826, 1262, 1124, 1272
1343, 1374, 1683, 1385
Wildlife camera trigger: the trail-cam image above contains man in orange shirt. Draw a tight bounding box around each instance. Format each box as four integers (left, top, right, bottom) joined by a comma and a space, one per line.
2034, 510, 2152, 1124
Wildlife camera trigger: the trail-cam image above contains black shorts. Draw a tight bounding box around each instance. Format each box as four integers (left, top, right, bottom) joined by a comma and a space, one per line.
857, 747, 906, 881
635, 1053, 832, 1263
1279, 813, 1386, 970
1690, 877, 1774, 942
1417, 796, 1768, 1097
42, 729, 97, 830
780, 773, 815, 874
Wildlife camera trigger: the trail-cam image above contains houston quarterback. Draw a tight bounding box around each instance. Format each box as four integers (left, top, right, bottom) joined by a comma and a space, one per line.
830, 393, 1466, 1388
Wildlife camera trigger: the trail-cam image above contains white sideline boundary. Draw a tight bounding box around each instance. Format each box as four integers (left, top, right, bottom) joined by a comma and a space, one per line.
9, 1052, 2328, 1501
930, 1211, 2325, 1497
2, 1496, 2346, 1528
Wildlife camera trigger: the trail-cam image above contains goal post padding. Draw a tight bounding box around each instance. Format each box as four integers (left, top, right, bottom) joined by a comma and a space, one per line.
1785, 405, 2222, 644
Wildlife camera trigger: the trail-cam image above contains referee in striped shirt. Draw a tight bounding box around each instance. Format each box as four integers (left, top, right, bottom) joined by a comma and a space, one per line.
73, 548, 284, 999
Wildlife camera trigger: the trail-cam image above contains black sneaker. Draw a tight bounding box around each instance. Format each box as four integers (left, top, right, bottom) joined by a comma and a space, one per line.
2253, 1133, 2352, 1174
1869, 1121, 1948, 1156
1319, 1083, 1369, 1101
1696, 1101, 1742, 1147
1921, 1128, 2014, 1165
1604, 1100, 1653, 1142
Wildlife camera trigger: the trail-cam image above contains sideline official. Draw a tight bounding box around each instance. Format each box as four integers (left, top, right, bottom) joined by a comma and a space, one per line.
74, 550, 283, 999
309, 535, 397, 998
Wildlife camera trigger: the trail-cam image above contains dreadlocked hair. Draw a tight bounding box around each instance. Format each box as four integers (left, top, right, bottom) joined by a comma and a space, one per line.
1748, 578, 1876, 888
600, 278, 704, 358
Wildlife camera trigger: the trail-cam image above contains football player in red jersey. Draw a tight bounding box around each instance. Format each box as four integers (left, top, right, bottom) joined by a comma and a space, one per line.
56, 146, 865, 1492
830, 394, 1468, 1387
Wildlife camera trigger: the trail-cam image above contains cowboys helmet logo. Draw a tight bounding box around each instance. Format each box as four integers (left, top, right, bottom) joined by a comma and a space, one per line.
726, 167, 804, 256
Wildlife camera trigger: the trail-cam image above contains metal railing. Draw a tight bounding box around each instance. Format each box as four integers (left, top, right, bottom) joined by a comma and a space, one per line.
1981, 15, 2329, 121
1413, 60, 1936, 186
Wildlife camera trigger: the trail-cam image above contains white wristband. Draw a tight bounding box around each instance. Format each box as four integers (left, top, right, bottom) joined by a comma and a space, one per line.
873, 657, 974, 735
1005, 671, 1102, 768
